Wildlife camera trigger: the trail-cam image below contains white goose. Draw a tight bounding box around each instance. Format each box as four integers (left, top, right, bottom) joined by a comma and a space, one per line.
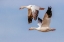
29, 6, 56, 32
19, 5, 45, 24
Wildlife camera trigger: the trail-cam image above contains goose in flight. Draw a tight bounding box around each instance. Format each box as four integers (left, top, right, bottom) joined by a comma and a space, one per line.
19, 5, 45, 24
29, 6, 56, 32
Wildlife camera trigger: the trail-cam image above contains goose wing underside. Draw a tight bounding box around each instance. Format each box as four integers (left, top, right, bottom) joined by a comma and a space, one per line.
28, 9, 33, 24
41, 13, 51, 27
33, 10, 39, 20
41, 6, 52, 27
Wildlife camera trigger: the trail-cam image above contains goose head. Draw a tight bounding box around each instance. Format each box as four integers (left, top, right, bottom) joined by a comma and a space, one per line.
29, 27, 36, 30
29, 28, 34, 30
19, 6, 26, 10
49, 28, 56, 31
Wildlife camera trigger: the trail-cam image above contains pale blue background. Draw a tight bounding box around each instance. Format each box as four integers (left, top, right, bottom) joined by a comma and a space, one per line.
0, 0, 64, 42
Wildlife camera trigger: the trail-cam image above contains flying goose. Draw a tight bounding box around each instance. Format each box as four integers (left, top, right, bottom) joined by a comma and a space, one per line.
19, 5, 45, 24
29, 6, 56, 32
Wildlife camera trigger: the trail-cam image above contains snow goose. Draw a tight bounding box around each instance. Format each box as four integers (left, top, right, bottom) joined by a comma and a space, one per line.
19, 5, 45, 24
29, 6, 56, 32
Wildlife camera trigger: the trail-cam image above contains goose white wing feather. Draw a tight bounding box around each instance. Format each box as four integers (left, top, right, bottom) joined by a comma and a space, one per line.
28, 5, 40, 10
41, 14, 51, 27
27, 5, 40, 13
37, 6, 52, 27
41, 7, 52, 27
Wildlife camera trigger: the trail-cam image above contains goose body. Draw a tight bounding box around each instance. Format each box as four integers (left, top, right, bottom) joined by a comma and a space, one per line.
29, 6, 56, 32
30, 26, 51, 32
19, 5, 45, 24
